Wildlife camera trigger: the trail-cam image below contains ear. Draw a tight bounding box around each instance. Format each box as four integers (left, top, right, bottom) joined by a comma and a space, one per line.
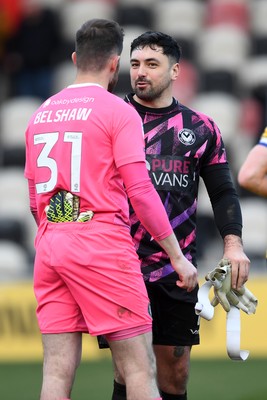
72, 52, 77, 66
110, 55, 120, 73
171, 63, 180, 81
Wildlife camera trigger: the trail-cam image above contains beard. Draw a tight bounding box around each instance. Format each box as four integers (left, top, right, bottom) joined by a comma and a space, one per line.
108, 74, 118, 93
108, 60, 120, 93
133, 77, 171, 102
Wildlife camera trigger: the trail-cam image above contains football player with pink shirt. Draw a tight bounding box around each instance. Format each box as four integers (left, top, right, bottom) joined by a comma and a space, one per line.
24, 19, 197, 400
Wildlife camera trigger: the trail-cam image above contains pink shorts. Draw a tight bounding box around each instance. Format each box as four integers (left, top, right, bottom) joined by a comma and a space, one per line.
33, 220, 152, 339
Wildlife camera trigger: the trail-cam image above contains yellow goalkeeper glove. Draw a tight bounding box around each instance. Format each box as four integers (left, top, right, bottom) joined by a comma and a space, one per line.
45, 191, 93, 223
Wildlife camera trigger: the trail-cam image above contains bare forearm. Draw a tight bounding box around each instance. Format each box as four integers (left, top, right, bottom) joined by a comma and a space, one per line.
238, 145, 267, 197
240, 175, 267, 197
156, 232, 183, 261
158, 232, 198, 291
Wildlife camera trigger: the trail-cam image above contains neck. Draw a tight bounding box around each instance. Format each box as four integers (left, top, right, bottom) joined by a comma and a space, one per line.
133, 94, 173, 109
73, 72, 109, 90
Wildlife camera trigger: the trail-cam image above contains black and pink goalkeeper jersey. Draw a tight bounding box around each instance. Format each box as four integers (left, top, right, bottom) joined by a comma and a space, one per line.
125, 94, 228, 287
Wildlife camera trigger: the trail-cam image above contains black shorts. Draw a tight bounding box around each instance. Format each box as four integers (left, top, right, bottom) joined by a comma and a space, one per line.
97, 281, 200, 349
146, 282, 200, 346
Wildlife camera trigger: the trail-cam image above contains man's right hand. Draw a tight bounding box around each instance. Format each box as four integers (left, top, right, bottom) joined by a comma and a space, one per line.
157, 232, 198, 292
171, 255, 198, 292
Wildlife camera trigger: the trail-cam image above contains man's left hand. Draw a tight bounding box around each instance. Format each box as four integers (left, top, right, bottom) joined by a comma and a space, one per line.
223, 234, 250, 290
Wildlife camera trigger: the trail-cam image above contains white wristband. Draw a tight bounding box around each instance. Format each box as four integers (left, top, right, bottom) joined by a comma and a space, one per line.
226, 307, 249, 361
195, 281, 250, 361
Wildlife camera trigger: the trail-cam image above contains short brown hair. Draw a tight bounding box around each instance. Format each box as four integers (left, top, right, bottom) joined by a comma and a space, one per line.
75, 18, 124, 72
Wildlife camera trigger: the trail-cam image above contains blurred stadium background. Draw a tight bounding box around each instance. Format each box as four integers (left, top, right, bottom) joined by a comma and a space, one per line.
0, 0, 266, 399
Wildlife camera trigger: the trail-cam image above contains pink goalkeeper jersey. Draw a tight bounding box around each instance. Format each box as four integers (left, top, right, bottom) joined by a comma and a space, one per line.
24, 83, 146, 229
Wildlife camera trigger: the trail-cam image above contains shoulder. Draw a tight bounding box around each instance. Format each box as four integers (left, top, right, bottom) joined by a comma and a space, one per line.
189, 106, 215, 125
180, 102, 220, 133
111, 92, 133, 108
109, 92, 141, 119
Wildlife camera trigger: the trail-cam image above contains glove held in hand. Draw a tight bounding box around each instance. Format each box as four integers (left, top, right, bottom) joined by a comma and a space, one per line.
205, 259, 257, 314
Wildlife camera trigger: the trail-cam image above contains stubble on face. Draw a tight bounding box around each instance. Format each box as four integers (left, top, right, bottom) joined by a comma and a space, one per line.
132, 61, 173, 102
108, 59, 120, 93
134, 77, 171, 102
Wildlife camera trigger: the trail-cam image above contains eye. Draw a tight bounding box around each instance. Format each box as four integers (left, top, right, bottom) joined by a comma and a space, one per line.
148, 62, 158, 68
130, 62, 139, 68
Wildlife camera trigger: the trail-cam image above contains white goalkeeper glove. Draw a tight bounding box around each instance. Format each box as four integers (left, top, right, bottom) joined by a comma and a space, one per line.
195, 258, 257, 361
205, 258, 258, 315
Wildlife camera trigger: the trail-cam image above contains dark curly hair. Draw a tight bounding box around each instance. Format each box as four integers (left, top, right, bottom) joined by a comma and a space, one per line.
130, 31, 181, 64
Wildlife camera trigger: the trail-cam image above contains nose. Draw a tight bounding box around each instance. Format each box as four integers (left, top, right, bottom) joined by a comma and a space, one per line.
137, 65, 146, 77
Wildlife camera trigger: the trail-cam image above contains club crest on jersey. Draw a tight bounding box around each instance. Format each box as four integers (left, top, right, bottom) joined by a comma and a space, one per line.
178, 129, 196, 146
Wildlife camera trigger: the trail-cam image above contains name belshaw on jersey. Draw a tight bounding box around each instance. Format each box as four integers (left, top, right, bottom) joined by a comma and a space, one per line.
33, 108, 92, 124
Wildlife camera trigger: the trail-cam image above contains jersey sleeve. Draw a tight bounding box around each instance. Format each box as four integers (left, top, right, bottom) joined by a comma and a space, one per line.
118, 162, 173, 241
27, 178, 39, 225
24, 125, 35, 180
202, 164, 242, 238
201, 117, 228, 167
112, 104, 146, 168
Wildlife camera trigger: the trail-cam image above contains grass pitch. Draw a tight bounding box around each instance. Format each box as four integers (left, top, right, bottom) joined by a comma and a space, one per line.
0, 358, 266, 400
